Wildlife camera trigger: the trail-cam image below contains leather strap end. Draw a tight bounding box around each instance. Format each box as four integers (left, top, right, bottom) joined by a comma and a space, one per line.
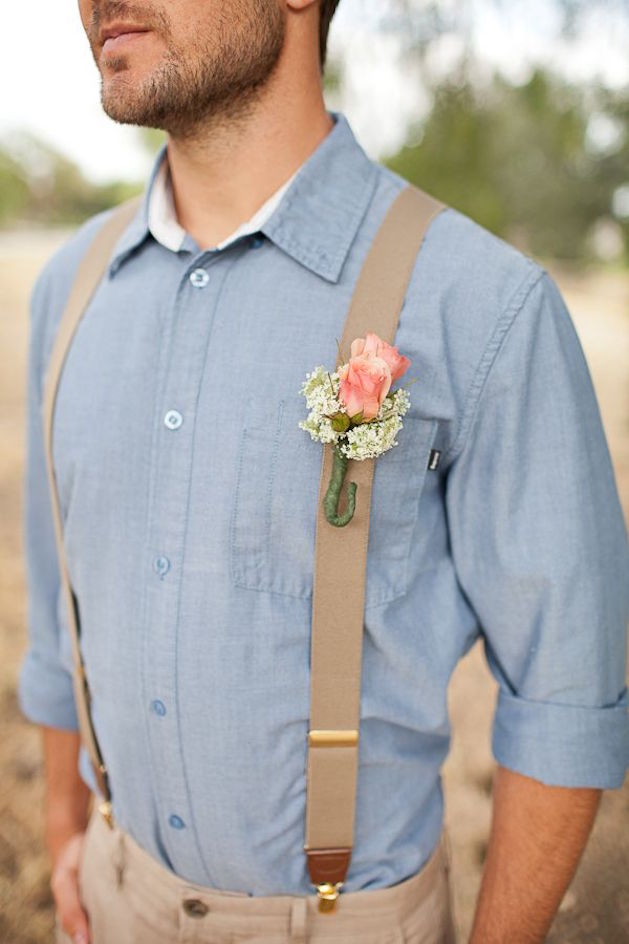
306, 847, 352, 886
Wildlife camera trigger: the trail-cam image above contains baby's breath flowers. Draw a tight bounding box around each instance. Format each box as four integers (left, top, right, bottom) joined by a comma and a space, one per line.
299, 332, 414, 527
298, 367, 411, 459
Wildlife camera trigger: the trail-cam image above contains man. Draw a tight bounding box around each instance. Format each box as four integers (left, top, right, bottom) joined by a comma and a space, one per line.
19, 0, 629, 942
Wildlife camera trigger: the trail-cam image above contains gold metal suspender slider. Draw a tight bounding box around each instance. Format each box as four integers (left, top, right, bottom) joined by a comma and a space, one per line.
307, 730, 359, 748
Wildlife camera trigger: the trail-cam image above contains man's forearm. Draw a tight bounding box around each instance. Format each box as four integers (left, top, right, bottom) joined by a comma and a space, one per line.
41, 726, 92, 866
468, 765, 602, 944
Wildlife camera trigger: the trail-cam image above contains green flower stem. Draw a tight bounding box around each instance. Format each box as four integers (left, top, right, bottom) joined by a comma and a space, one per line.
323, 444, 357, 527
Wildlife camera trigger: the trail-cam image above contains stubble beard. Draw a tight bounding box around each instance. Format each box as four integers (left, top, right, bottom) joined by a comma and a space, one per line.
98, 2, 286, 138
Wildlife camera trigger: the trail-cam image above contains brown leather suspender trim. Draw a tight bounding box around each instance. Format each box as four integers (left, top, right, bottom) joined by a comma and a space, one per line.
306, 848, 353, 886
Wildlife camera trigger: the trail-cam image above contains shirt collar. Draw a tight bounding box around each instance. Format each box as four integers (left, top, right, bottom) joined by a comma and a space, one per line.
148, 147, 301, 253
107, 110, 380, 284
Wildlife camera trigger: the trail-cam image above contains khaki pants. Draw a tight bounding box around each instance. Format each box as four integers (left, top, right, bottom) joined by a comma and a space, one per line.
56, 805, 459, 943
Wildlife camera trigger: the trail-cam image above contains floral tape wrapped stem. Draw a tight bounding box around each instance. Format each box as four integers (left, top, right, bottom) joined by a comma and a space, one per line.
323, 445, 357, 527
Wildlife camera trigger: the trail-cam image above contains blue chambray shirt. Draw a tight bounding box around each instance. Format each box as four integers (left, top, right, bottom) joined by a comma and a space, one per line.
19, 109, 629, 895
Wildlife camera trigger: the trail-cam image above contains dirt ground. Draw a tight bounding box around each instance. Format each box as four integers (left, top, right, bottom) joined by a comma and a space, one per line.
0, 230, 627, 944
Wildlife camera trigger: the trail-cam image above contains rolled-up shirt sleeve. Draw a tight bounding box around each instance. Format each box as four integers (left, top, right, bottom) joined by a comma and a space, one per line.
445, 268, 629, 789
18, 267, 79, 731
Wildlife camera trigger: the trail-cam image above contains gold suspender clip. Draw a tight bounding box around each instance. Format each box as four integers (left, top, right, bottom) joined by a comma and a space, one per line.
98, 798, 114, 829
315, 881, 344, 913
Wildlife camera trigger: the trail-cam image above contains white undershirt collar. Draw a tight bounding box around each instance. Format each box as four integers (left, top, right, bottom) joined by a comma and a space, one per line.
148, 151, 301, 252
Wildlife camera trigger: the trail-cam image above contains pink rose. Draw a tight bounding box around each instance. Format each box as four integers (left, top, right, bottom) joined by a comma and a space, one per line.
338, 353, 392, 421
349, 332, 411, 382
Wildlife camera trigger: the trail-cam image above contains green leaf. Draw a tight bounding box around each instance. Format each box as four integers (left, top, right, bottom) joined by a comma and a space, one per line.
329, 411, 351, 432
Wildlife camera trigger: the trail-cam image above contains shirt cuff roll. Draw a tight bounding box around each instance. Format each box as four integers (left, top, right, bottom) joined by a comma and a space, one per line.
491, 686, 629, 789
18, 650, 79, 731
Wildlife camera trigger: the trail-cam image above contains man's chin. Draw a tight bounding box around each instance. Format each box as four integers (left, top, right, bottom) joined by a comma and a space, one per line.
100, 94, 150, 127
99, 61, 172, 126
100, 76, 148, 125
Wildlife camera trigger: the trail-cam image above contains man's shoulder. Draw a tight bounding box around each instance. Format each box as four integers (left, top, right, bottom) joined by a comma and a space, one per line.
372, 167, 545, 346
35, 205, 119, 295
380, 165, 543, 293
28, 205, 126, 360
372, 165, 549, 455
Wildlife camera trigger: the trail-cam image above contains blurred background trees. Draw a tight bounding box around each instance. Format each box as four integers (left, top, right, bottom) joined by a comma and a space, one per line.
385, 70, 629, 265
0, 132, 141, 226
1, 0, 627, 267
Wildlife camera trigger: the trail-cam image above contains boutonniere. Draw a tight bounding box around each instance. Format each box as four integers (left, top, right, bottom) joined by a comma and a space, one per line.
299, 332, 414, 527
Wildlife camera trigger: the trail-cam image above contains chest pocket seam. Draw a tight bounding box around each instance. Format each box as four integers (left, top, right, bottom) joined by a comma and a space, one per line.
229, 397, 438, 607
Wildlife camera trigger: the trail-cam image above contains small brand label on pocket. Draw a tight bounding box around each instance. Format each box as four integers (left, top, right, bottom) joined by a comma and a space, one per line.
427, 449, 441, 471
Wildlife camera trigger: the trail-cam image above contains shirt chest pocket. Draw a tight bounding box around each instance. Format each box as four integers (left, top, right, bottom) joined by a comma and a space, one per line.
229, 396, 438, 609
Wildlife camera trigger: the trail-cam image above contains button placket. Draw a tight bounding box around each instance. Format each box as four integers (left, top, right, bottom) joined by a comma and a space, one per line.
140, 255, 232, 885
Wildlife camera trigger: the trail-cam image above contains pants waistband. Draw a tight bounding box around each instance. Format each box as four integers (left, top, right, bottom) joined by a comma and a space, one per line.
90, 806, 450, 933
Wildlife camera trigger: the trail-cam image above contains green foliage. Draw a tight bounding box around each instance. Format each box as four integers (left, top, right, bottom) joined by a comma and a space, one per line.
0, 151, 30, 224
385, 69, 629, 264
323, 58, 343, 96
0, 132, 143, 227
136, 127, 168, 158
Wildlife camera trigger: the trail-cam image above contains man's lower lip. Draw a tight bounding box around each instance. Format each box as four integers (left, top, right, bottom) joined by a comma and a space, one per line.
102, 31, 151, 54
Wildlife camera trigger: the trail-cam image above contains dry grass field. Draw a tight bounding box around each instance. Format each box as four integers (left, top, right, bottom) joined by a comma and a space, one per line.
0, 229, 627, 944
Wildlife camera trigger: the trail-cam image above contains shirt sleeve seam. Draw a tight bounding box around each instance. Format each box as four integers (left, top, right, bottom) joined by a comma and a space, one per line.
497, 683, 629, 713
442, 262, 547, 465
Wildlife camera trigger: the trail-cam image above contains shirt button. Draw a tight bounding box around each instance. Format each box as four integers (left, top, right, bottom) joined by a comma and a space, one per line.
169, 813, 186, 830
249, 233, 264, 249
189, 268, 210, 288
151, 699, 167, 717
183, 899, 209, 918
153, 555, 170, 577
164, 409, 183, 430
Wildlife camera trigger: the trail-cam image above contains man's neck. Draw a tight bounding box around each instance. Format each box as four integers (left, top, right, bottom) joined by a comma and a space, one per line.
164, 96, 334, 251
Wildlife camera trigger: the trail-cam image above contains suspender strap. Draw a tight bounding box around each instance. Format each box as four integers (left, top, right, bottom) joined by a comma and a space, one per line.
304, 185, 446, 909
41, 195, 143, 821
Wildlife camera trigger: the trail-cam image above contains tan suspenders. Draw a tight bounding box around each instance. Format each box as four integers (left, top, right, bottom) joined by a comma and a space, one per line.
42, 194, 143, 812
304, 186, 445, 909
41, 184, 446, 909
